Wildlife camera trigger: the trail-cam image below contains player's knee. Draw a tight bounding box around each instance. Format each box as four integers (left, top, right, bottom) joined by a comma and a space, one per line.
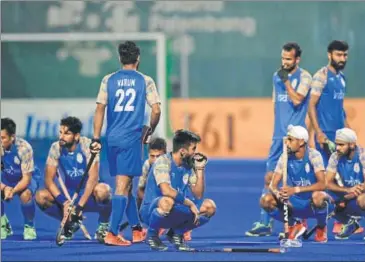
200, 199, 216, 217
94, 183, 112, 203
157, 197, 174, 214
260, 193, 276, 211
264, 172, 273, 187
311, 191, 328, 208
19, 189, 33, 204
35, 189, 52, 209
356, 194, 365, 210
114, 175, 132, 195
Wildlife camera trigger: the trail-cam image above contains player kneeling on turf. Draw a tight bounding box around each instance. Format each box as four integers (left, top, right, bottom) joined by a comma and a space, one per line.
261, 125, 331, 243
140, 130, 216, 251
1, 118, 41, 240
326, 128, 365, 240
35, 117, 111, 242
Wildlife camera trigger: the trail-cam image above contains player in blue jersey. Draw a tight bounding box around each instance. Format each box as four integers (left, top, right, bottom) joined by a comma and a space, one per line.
309, 40, 350, 167
138, 137, 167, 209
260, 125, 330, 243
246, 42, 312, 237
35, 117, 112, 242
325, 128, 365, 240
308, 40, 353, 233
91, 41, 161, 246
1, 118, 40, 240
140, 130, 216, 251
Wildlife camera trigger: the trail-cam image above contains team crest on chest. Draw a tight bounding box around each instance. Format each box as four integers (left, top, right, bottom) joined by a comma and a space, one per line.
340, 77, 346, 87
183, 174, 189, 185
354, 163, 360, 173
305, 163, 310, 173
77, 153, 83, 164
14, 156, 20, 165
291, 79, 298, 89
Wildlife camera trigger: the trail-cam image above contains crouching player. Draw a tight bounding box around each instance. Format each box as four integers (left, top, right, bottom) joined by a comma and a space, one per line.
1, 118, 40, 240
261, 125, 331, 242
140, 130, 216, 251
326, 128, 365, 240
35, 117, 112, 242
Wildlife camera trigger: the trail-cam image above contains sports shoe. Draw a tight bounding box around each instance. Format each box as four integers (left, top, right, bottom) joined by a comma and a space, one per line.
94, 222, 109, 243
23, 224, 37, 240
289, 221, 306, 240
146, 235, 168, 251
335, 219, 360, 240
314, 226, 327, 243
245, 222, 272, 237
132, 225, 147, 243
104, 232, 131, 246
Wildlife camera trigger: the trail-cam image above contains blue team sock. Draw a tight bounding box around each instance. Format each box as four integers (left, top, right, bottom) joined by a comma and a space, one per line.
43, 204, 63, 220
109, 195, 128, 235
174, 215, 210, 235
126, 194, 140, 227
147, 209, 166, 237
21, 200, 35, 227
1, 201, 4, 217
98, 202, 112, 224
268, 208, 296, 225
260, 188, 271, 226
314, 201, 329, 228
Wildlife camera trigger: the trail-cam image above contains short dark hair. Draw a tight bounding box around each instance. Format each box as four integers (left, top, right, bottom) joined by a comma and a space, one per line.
60, 116, 82, 134
1, 118, 16, 136
172, 129, 201, 153
118, 41, 140, 65
149, 137, 167, 153
327, 40, 349, 53
282, 42, 302, 57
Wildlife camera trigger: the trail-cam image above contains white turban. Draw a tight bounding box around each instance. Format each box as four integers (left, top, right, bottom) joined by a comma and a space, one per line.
287, 125, 309, 142
335, 128, 357, 143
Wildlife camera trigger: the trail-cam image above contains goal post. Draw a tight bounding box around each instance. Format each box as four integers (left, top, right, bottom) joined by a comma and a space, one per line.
1, 32, 169, 140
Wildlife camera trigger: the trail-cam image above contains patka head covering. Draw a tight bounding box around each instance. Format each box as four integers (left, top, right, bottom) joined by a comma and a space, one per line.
335, 128, 357, 143
287, 125, 309, 143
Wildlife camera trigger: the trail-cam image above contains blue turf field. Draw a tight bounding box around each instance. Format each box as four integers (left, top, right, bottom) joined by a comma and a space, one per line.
2, 159, 364, 261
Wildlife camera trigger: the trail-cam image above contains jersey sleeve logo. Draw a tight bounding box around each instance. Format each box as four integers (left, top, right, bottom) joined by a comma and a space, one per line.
14, 156, 20, 165
340, 77, 346, 88
305, 163, 310, 173
183, 174, 189, 185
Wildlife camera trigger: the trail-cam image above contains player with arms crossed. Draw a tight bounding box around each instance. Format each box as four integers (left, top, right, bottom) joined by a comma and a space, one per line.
246, 42, 312, 236
35, 117, 112, 242
261, 125, 330, 242
140, 130, 216, 251
326, 128, 365, 239
1, 118, 40, 240
92, 41, 161, 246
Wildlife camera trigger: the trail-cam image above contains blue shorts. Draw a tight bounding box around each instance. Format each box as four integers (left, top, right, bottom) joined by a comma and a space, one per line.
140, 197, 162, 225
107, 139, 143, 177
289, 195, 335, 219
315, 132, 336, 167
266, 139, 283, 173
2, 178, 38, 196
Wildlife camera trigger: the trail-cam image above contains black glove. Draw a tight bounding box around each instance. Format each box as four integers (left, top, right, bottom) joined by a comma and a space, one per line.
142, 125, 152, 144
277, 67, 289, 82
90, 138, 102, 154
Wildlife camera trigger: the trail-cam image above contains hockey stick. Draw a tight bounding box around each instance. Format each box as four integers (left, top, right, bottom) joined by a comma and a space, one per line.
183, 247, 284, 253
56, 169, 92, 240
56, 153, 96, 246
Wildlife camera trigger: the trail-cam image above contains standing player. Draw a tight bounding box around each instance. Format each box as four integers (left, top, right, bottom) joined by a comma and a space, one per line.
246, 42, 312, 236
308, 40, 350, 167
35, 117, 112, 242
140, 130, 216, 251
325, 128, 365, 239
92, 41, 161, 246
261, 125, 330, 242
1, 118, 39, 240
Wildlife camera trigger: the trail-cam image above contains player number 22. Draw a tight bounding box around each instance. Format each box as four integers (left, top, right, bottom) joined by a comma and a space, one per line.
114, 88, 136, 112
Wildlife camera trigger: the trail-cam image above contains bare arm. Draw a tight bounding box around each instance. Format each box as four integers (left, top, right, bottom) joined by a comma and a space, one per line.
93, 103, 106, 139
13, 142, 35, 194
150, 103, 161, 133
45, 164, 62, 198
159, 183, 195, 207
190, 169, 205, 200
308, 94, 322, 134
299, 170, 326, 193
326, 171, 348, 193
284, 81, 305, 106
12, 173, 32, 194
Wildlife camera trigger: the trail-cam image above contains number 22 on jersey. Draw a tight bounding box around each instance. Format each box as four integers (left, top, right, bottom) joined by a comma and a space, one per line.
114, 88, 136, 112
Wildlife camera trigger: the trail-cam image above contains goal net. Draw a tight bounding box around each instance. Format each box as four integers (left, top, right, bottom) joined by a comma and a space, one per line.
1, 32, 169, 140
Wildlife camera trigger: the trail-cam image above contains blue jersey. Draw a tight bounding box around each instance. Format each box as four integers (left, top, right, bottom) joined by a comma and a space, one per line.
96, 70, 161, 148
327, 147, 365, 188
272, 68, 312, 139
311, 67, 346, 133
1, 138, 38, 187
46, 137, 99, 191
142, 153, 195, 205
275, 148, 325, 199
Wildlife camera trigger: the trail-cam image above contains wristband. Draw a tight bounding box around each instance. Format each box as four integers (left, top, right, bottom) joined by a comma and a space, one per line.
55, 193, 67, 205
175, 191, 185, 204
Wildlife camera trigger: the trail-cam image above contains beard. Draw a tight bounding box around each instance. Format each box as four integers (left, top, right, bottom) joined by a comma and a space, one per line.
59, 140, 75, 149
282, 63, 296, 72
330, 59, 346, 71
